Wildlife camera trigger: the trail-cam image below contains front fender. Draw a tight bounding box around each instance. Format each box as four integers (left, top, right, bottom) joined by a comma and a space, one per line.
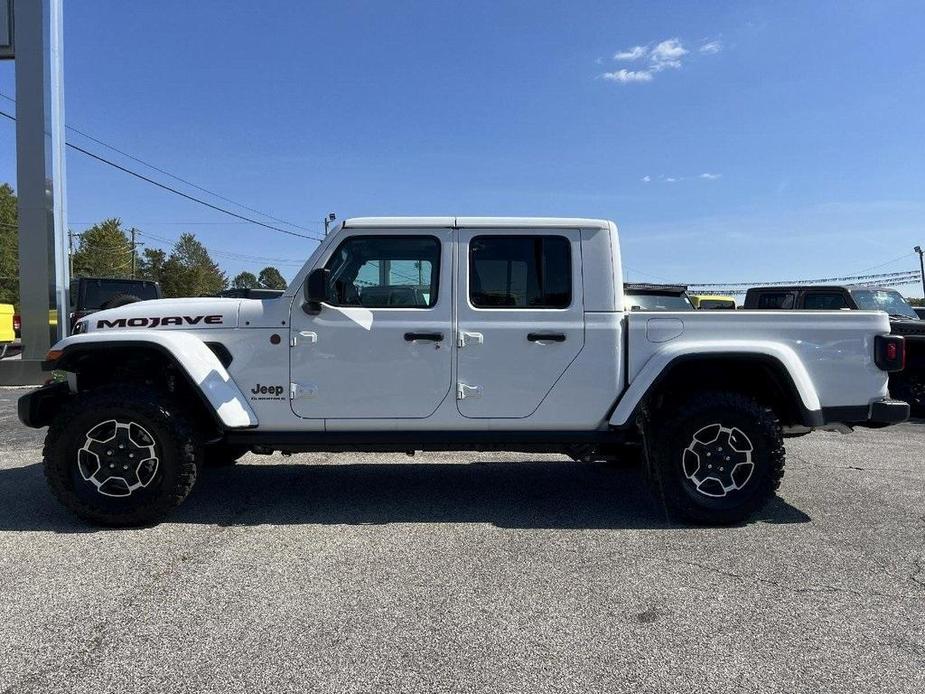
49, 331, 258, 429
609, 342, 821, 427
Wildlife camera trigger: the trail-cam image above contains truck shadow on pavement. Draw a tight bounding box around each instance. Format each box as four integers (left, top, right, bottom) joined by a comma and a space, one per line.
0, 458, 810, 532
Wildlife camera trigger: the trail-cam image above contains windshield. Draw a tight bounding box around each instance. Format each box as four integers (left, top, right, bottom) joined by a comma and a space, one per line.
626, 293, 694, 311
850, 289, 918, 319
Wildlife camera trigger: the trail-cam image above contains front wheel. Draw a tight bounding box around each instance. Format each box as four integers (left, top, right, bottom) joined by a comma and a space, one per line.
647, 391, 785, 524
43, 386, 200, 526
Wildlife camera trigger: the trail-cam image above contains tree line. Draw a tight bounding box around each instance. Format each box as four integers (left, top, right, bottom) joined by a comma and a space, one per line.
0, 183, 288, 309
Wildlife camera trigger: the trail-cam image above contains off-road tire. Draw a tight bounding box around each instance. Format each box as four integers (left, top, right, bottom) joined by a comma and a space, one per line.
203, 444, 250, 467
43, 386, 200, 526
647, 391, 785, 524
99, 293, 142, 310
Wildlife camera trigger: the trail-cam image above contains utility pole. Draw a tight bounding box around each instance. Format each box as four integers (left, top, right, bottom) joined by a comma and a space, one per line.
68, 230, 75, 278
915, 245, 925, 298
131, 227, 137, 278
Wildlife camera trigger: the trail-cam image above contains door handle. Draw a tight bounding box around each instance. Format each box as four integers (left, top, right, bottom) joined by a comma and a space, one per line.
527, 332, 566, 342
404, 332, 444, 342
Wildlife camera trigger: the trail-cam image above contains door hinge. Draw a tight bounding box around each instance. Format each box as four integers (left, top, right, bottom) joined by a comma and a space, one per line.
291, 330, 318, 347
456, 382, 482, 400
457, 331, 484, 348
290, 382, 318, 400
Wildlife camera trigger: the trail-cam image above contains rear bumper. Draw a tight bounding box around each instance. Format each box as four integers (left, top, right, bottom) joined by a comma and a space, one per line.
818, 398, 910, 428
17, 381, 70, 429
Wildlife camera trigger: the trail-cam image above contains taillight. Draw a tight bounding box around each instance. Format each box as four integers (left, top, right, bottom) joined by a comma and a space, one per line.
875, 335, 905, 372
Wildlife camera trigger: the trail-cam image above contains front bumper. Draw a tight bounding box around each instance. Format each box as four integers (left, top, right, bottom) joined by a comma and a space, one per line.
17, 381, 70, 429
818, 398, 910, 428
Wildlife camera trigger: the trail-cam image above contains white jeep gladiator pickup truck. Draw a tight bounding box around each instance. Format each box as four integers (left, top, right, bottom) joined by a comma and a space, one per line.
19, 217, 909, 526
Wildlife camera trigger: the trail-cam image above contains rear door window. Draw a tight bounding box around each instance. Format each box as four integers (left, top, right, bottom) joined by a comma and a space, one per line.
469, 236, 571, 308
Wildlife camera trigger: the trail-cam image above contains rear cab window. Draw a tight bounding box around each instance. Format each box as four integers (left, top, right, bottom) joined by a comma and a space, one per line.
469, 235, 571, 309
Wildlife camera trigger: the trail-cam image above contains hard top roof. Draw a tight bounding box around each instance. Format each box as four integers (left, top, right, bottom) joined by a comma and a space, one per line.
342, 216, 612, 229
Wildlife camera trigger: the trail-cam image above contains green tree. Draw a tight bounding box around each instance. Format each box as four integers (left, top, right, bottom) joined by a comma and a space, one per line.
257, 266, 287, 289
0, 183, 19, 307
159, 233, 227, 297
72, 218, 134, 278
907, 296, 924, 307
232, 271, 258, 289
137, 247, 168, 284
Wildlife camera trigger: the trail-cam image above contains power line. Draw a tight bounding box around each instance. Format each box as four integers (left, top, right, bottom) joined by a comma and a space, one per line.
134, 230, 304, 266
850, 252, 917, 275
0, 91, 319, 235
686, 268, 921, 288
0, 108, 324, 243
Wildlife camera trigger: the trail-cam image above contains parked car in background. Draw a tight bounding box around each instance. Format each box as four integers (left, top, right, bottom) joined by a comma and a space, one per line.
689, 294, 736, 310
624, 283, 694, 311
69, 277, 162, 330
218, 287, 285, 299
0, 303, 14, 358
744, 285, 924, 415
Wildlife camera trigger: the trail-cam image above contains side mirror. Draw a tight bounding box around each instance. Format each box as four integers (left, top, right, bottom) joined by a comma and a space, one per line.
303, 268, 329, 314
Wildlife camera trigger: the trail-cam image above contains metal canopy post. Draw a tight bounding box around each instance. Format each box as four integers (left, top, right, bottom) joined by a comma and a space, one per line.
11, 0, 70, 373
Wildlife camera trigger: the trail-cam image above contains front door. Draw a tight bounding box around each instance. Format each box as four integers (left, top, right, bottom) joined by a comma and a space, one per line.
455, 229, 585, 418
289, 230, 454, 419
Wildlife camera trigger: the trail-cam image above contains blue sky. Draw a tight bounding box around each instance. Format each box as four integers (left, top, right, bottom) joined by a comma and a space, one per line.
1, 0, 923, 294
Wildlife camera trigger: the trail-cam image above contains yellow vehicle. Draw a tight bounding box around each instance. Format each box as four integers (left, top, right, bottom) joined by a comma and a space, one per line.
690, 294, 737, 310
0, 303, 14, 357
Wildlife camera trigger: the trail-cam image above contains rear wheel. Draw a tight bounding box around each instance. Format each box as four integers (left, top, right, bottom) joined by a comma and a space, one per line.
648, 391, 785, 524
43, 386, 200, 526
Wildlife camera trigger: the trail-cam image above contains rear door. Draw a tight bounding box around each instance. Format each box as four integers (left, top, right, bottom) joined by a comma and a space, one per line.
455, 229, 584, 418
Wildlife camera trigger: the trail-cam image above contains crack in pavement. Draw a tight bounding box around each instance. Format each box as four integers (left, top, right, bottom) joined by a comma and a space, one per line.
636, 554, 922, 600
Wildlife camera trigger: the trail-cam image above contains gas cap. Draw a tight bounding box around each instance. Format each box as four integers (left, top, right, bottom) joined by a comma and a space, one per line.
646, 318, 684, 343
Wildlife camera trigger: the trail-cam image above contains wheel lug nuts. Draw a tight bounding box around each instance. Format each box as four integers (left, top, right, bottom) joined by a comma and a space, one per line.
123, 465, 129, 470
106, 450, 113, 456
109, 463, 115, 468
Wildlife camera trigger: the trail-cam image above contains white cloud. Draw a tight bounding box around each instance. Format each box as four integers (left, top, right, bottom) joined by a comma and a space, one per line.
649, 38, 688, 71
602, 36, 721, 85
614, 45, 647, 61
641, 173, 722, 184
602, 69, 654, 83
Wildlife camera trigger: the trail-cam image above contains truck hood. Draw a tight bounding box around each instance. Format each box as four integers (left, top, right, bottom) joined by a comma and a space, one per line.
80, 297, 241, 333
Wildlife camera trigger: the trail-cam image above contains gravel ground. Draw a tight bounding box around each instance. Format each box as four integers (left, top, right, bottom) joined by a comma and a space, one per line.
0, 386, 922, 693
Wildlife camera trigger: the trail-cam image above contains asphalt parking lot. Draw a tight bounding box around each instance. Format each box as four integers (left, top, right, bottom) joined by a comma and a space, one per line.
0, 387, 922, 694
